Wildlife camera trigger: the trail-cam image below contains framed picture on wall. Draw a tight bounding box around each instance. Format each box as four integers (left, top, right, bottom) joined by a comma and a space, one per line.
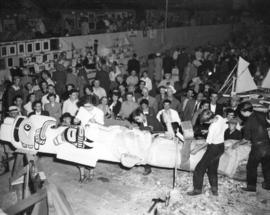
26, 42, 33, 54
17, 43, 25, 55
34, 41, 42, 52
8, 45, 17, 56
42, 40, 50, 52
0, 46, 7, 57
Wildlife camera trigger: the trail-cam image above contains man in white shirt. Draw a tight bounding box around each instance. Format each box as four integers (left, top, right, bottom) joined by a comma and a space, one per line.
156, 99, 181, 136
41, 85, 60, 108
187, 109, 226, 196
62, 89, 79, 116
92, 79, 106, 100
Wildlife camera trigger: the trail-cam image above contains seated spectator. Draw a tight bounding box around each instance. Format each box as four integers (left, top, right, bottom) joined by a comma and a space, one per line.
60, 112, 74, 127
92, 79, 106, 99
81, 85, 99, 102
62, 89, 79, 116
66, 66, 82, 92
135, 80, 146, 95
183, 92, 204, 121
115, 74, 126, 89
98, 96, 111, 118
210, 92, 223, 116
126, 70, 139, 87
6, 76, 24, 109
166, 85, 181, 113
24, 93, 36, 116
127, 85, 141, 102
41, 85, 60, 108
224, 118, 242, 140
36, 81, 48, 100
158, 73, 175, 88
139, 99, 156, 117
41, 70, 55, 86
156, 86, 167, 111
156, 99, 181, 136
137, 87, 158, 113
118, 92, 139, 119
20, 68, 32, 89
118, 84, 127, 102
29, 100, 49, 117
62, 84, 75, 101
192, 100, 210, 126
44, 93, 62, 123
225, 108, 241, 130
108, 91, 122, 118
13, 95, 26, 116
140, 70, 152, 92
7, 106, 20, 119
23, 82, 35, 103
180, 88, 195, 114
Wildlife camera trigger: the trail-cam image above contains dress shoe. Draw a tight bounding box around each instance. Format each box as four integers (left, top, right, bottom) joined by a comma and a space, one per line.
241, 187, 256, 192
187, 190, 202, 196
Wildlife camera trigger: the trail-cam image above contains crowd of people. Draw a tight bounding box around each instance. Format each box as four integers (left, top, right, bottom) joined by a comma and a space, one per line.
1, 27, 270, 192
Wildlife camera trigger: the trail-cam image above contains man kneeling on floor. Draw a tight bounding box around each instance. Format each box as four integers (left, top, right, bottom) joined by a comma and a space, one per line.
187, 109, 227, 196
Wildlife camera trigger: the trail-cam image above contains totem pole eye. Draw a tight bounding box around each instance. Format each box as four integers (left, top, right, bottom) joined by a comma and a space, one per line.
24, 124, 31, 131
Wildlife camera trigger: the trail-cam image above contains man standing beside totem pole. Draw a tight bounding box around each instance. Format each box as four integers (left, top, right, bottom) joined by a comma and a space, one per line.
239, 102, 270, 192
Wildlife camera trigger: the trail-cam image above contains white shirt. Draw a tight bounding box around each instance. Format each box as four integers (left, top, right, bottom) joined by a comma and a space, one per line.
156, 109, 181, 125
93, 87, 106, 99
206, 115, 227, 144
41, 94, 60, 109
156, 108, 181, 136
210, 103, 216, 113
75, 106, 104, 126
62, 99, 79, 116
140, 77, 152, 91
24, 102, 33, 115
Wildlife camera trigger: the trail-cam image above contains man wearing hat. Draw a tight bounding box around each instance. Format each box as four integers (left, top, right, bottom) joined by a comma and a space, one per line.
8, 106, 20, 118
240, 101, 270, 192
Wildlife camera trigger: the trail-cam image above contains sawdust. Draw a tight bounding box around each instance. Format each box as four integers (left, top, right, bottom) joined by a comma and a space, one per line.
0, 156, 269, 215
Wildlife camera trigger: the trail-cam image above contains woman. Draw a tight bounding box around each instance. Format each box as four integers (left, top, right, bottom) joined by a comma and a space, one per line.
24, 93, 36, 116
140, 70, 152, 92
44, 93, 62, 123
98, 96, 111, 118
81, 85, 99, 103
126, 70, 139, 87
74, 96, 104, 183
108, 91, 122, 118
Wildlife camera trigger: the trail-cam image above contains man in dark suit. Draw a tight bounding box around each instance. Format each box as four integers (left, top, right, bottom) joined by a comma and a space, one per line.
183, 92, 204, 121
210, 92, 223, 116
28, 100, 49, 117
127, 53, 140, 75
130, 108, 165, 175
95, 58, 111, 95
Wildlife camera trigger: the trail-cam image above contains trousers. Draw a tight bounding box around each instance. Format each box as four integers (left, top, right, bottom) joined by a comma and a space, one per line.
247, 142, 270, 188
193, 143, 224, 191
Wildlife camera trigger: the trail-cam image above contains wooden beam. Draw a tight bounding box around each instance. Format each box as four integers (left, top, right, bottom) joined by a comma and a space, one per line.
4, 189, 47, 215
